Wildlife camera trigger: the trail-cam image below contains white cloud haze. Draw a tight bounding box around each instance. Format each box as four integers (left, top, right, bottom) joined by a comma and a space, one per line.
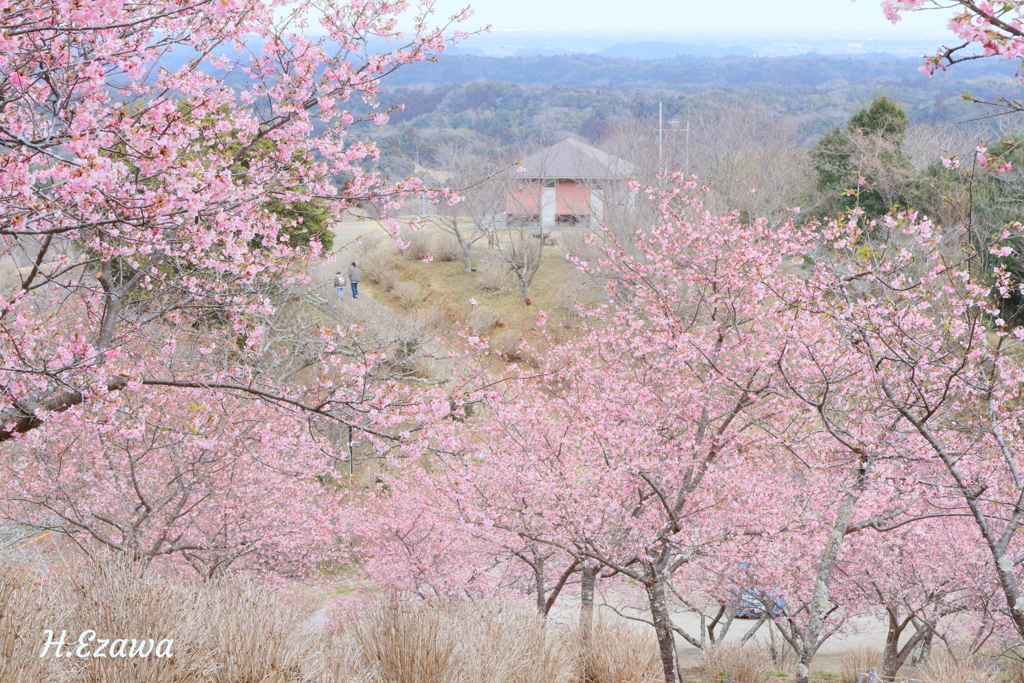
424, 0, 953, 37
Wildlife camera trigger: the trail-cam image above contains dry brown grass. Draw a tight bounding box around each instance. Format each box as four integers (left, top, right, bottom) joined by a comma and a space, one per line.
361, 247, 401, 290
475, 260, 510, 292
578, 615, 662, 683
357, 231, 387, 256
433, 233, 463, 263
559, 230, 603, 263
468, 305, 500, 334
392, 280, 423, 308
490, 328, 528, 361
915, 648, 998, 683
1002, 651, 1024, 683
330, 597, 574, 683
699, 641, 773, 683
0, 558, 320, 683
764, 623, 798, 673
0, 568, 64, 683
0, 560, 679, 683
839, 647, 883, 683
402, 230, 435, 261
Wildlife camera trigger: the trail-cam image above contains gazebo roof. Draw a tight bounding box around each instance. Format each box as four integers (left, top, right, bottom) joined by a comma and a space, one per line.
514, 138, 637, 181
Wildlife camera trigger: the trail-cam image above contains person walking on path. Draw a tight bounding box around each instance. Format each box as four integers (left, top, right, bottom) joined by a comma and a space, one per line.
334, 271, 346, 301
348, 262, 361, 300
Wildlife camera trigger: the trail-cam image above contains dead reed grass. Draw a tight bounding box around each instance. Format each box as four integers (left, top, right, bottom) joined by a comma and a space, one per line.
0, 560, 674, 683
699, 641, 773, 683
1002, 651, 1024, 683
356, 232, 387, 256
490, 328, 529, 361
475, 260, 510, 292
578, 615, 662, 683
839, 647, 884, 683
361, 248, 401, 290
432, 233, 463, 263
764, 622, 798, 673
915, 648, 998, 683
391, 280, 422, 308
468, 305, 500, 334
0, 559, 322, 683
402, 230, 435, 261
329, 596, 575, 683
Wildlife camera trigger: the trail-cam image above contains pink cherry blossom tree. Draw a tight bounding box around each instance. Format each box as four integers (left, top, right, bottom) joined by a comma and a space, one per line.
882, 0, 1024, 102
788, 207, 1024, 642
348, 447, 587, 614
422, 182, 1016, 683
841, 520, 991, 679
0, 384, 347, 578
394, 179, 849, 683
0, 0, 472, 444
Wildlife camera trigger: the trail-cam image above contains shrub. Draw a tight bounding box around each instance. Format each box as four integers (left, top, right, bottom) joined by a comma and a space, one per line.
356, 231, 386, 256
506, 236, 540, 270
476, 260, 510, 293
560, 230, 602, 262
489, 328, 519, 352
0, 569, 60, 683
0, 558, 320, 683
763, 621, 798, 672
433, 233, 463, 263
916, 647, 997, 683
342, 598, 462, 683
451, 601, 572, 683
1003, 651, 1024, 683
201, 579, 321, 683
361, 247, 400, 290
699, 641, 773, 683
580, 616, 662, 683
468, 305, 500, 334
490, 328, 530, 362
330, 597, 572, 683
409, 356, 450, 383
839, 647, 883, 683
402, 229, 435, 261
392, 281, 422, 308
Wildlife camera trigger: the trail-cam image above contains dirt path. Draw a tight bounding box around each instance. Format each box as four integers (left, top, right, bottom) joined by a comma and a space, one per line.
668, 612, 891, 671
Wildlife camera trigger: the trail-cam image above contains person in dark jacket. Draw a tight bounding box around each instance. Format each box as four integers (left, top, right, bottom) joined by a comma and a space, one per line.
348, 262, 361, 300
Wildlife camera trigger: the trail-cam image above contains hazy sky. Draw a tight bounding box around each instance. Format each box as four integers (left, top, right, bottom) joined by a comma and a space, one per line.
425, 0, 953, 37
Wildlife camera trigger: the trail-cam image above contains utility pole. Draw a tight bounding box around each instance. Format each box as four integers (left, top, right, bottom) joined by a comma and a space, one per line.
685, 119, 690, 175
686, 97, 692, 176
658, 101, 664, 173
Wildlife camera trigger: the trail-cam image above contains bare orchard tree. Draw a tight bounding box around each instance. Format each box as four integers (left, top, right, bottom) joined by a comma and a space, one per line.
459, 153, 546, 304
419, 144, 510, 272
674, 97, 808, 224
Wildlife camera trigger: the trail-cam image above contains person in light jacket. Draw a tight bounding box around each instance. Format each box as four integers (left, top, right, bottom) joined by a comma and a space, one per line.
348, 262, 361, 300
334, 271, 346, 300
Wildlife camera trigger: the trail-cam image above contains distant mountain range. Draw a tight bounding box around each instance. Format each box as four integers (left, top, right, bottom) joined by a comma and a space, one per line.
510, 42, 757, 59
594, 42, 757, 59
381, 52, 1020, 90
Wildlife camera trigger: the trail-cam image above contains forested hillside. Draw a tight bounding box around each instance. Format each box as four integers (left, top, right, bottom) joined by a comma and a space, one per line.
361, 51, 1020, 170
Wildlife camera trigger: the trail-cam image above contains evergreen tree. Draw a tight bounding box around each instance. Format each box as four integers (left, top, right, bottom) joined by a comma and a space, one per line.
811, 96, 914, 219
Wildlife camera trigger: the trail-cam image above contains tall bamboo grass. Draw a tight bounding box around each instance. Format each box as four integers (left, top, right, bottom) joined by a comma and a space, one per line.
0, 561, 670, 683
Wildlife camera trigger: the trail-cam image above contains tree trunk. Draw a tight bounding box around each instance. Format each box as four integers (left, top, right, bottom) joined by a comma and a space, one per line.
910, 621, 933, 667
647, 579, 679, 683
580, 564, 598, 649
881, 611, 927, 680
794, 489, 859, 683
533, 558, 546, 615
